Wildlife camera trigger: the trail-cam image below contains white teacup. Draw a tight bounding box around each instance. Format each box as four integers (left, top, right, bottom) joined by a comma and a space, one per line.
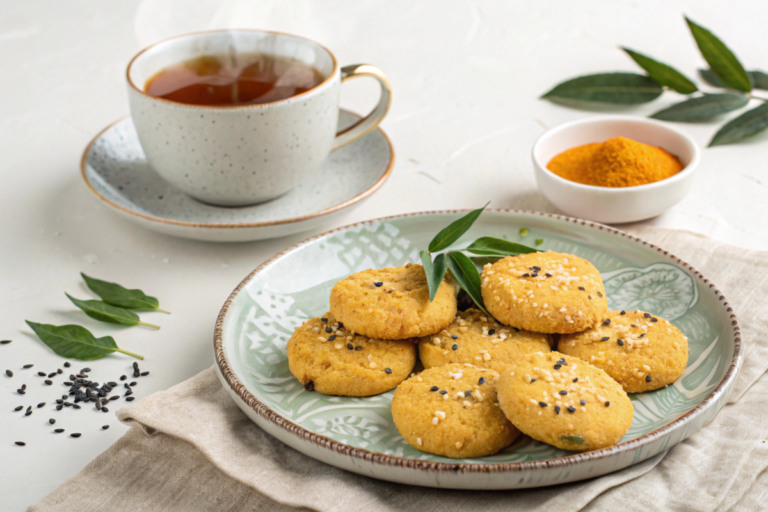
127, 30, 391, 206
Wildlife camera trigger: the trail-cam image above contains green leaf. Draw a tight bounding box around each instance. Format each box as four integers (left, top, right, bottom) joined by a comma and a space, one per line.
81, 273, 168, 313
541, 73, 663, 105
685, 17, 751, 92
446, 252, 489, 316
66, 293, 160, 329
622, 48, 697, 94
560, 434, 585, 445
709, 102, 768, 146
650, 93, 748, 121
751, 71, 768, 90
420, 251, 449, 302
698, 68, 727, 88
466, 237, 540, 257
25, 321, 143, 361
428, 203, 488, 253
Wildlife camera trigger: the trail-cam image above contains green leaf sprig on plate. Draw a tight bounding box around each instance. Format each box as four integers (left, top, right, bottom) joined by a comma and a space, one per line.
25, 321, 144, 361
420, 205, 539, 315
542, 16, 768, 146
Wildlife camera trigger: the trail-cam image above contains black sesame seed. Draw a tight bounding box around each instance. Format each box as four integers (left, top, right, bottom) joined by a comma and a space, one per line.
23, 364, 33, 369
63, 381, 72, 386
430, 386, 439, 392
125, 390, 133, 396
580, 399, 587, 405
120, 375, 126, 381
14, 406, 22, 411
125, 397, 135, 402
620, 310, 626, 315
54, 429, 64, 433
0, 340, 11, 344
73, 404, 81, 409
37, 402, 45, 408
631, 324, 637, 328
45, 380, 52, 385
573, 378, 578, 383
643, 313, 651, 318
646, 375, 652, 382
17, 389, 25, 395
522, 273, 530, 278
605, 401, 610, 407
597, 291, 603, 298
559, 390, 567, 396
49, 418, 55, 424
558, 358, 566, 364
96, 402, 101, 410
15, 441, 25, 446
130, 381, 137, 387
354, 346, 362, 351
639, 333, 646, 338
101, 407, 109, 413
47, 372, 56, 378
603, 319, 611, 325
451, 344, 458, 350
107, 382, 117, 387
102, 425, 109, 430
328, 334, 337, 341
539, 401, 548, 407
567, 406, 576, 413
303, 381, 314, 391
385, 368, 392, 374
464, 390, 472, 397
55, 399, 62, 404
320, 317, 328, 323
338, 322, 344, 328
140, 371, 149, 376
69, 374, 76, 381
651, 318, 658, 323
554, 406, 561, 414
132, 362, 139, 371
578, 286, 585, 291
451, 335, 458, 340
439, 390, 447, 395
512, 327, 520, 332
133, 371, 140, 378
76, 374, 87, 379
325, 326, 332, 333
110, 396, 119, 401
56, 405, 62, 410
531, 266, 541, 272
617, 339, 624, 346
374, 281, 384, 287
57, 369, 62, 374
478, 377, 486, 385
70, 433, 81, 438
6, 370, 12, 377
545, 273, 552, 277
25, 409, 32, 416
63, 362, 71, 368
81, 367, 91, 373
346, 343, 353, 350
601, 337, 610, 341
530, 378, 537, 383
488, 329, 496, 335
554, 364, 562, 370
531, 273, 539, 278
37, 371, 46, 377
588, 295, 592, 300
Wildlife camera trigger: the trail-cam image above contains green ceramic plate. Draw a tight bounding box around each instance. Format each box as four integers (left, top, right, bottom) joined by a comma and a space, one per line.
214, 210, 741, 489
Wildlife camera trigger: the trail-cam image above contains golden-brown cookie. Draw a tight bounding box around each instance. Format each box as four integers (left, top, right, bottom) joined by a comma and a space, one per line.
481, 251, 607, 333
392, 363, 519, 458
329, 263, 457, 340
287, 313, 416, 396
558, 310, 689, 393
496, 351, 633, 451
418, 308, 551, 371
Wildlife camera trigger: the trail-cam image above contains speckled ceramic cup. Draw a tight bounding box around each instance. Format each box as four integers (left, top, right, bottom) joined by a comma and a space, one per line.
127, 30, 391, 206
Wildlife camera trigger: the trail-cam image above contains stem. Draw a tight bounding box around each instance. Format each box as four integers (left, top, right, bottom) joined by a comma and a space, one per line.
155, 307, 171, 314
116, 348, 144, 360
138, 321, 161, 330
751, 94, 768, 102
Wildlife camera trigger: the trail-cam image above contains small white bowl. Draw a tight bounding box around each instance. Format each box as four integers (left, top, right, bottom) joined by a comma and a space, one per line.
532, 116, 700, 224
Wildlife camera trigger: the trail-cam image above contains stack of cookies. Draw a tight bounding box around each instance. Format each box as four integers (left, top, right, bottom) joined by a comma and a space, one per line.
286, 251, 689, 459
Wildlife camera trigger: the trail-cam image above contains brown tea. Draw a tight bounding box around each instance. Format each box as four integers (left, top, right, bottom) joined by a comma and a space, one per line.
144, 54, 324, 106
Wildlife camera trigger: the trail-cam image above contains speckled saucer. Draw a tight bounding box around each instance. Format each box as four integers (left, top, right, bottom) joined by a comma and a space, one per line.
81, 111, 393, 242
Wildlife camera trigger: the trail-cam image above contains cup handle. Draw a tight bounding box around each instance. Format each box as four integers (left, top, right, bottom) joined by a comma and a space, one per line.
332, 64, 392, 151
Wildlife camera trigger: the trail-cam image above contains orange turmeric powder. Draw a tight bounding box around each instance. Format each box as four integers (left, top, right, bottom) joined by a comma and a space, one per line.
547, 137, 684, 187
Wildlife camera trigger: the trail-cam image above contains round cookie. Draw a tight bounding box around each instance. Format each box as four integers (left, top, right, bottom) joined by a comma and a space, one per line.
481, 251, 607, 334
496, 351, 633, 451
330, 263, 457, 339
392, 363, 519, 458
558, 310, 689, 393
287, 313, 416, 396
418, 308, 551, 371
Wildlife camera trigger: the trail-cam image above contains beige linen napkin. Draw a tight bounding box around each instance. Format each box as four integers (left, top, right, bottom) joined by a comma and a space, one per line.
30, 227, 768, 512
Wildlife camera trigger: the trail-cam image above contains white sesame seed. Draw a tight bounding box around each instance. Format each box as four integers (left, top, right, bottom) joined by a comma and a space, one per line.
435, 411, 446, 420
417, 437, 423, 446
432, 417, 439, 425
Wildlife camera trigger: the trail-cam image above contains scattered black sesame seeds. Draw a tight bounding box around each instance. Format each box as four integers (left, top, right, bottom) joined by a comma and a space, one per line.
605, 401, 610, 407
646, 375, 652, 382
120, 375, 126, 381
617, 339, 624, 346
14, 406, 22, 411
451, 344, 458, 350
539, 401, 548, 407
488, 329, 495, 335
49, 419, 55, 424
522, 273, 530, 278
567, 406, 576, 413
601, 337, 610, 341
0, 340, 11, 344
54, 429, 64, 433
374, 282, 383, 287
578, 286, 585, 291
651, 318, 658, 323
15, 441, 25, 446
63, 362, 71, 368
639, 333, 646, 338
530, 378, 537, 383
464, 390, 472, 397
303, 381, 314, 391
439, 390, 447, 395
70, 433, 81, 438
554, 406, 561, 414
45, 380, 52, 385
320, 317, 328, 323
554, 364, 562, 370
346, 343, 353, 350
37, 402, 45, 408
384, 368, 392, 374
354, 346, 362, 351
37, 371, 46, 377
324, 326, 332, 333
140, 371, 149, 376
22, 364, 33, 369
580, 399, 587, 405
603, 319, 611, 325
102, 425, 109, 430
559, 390, 568, 396
125, 397, 135, 402
545, 273, 552, 277
328, 334, 337, 341
478, 377, 486, 385
643, 313, 650, 318
17, 389, 25, 395
573, 378, 578, 383
597, 291, 603, 298
430, 386, 439, 392
620, 310, 626, 315
451, 335, 458, 340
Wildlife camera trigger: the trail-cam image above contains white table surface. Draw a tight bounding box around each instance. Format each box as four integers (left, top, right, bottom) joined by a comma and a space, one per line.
2, 0, 767, 509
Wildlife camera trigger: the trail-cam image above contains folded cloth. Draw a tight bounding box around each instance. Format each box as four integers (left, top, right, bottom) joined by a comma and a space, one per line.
30, 227, 768, 512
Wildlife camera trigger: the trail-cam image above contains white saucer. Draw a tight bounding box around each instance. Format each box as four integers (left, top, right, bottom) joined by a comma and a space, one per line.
81, 111, 393, 242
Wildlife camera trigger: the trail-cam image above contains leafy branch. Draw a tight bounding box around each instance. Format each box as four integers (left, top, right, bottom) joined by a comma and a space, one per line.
542, 16, 768, 146
420, 205, 539, 315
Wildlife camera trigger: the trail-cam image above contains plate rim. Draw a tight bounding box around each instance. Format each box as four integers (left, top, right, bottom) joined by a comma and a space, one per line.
80, 112, 394, 230
213, 209, 742, 474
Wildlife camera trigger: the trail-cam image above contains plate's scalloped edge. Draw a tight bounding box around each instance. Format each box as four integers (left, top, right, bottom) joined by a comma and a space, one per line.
213, 209, 742, 474
79, 112, 394, 230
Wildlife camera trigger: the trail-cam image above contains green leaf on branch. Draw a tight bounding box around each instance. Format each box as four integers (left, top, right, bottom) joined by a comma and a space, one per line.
698, 68, 727, 88
428, 203, 488, 253
420, 251, 448, 302
66, 293, 160, 329
700, 68, 768, 90
686, 17, 751, 92
751, 71, 768, 90
541, 73, 663, 105
650, 93, 748, 121
466, 237, 540, 257
81, 273, 168, 313
709, 102, 768, 146
622, 48, 697, 94
25, 321, 144, 361
446, 252, 489, 316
